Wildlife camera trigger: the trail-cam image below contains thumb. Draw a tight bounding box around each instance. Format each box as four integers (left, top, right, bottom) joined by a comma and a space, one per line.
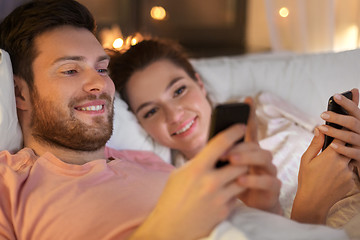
243, 97, 258, 143
351, 88, 359, 106
301, 127, 324, 164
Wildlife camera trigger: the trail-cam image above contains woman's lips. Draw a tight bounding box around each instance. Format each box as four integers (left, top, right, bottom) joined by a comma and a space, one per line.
172, 117, 197, 136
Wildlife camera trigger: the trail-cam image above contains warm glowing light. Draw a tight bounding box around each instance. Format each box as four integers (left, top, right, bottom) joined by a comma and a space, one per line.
279, 7, 289, 18
150, 6, 167, 20
113, 38, 124, 49
131, 38, 138, 46
334, 25, 359, 52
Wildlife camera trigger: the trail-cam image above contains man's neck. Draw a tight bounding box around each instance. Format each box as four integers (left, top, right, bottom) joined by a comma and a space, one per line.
26, 140, 107, 165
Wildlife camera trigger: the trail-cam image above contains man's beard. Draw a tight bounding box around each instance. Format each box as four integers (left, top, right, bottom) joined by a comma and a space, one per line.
30, 90, 114, 152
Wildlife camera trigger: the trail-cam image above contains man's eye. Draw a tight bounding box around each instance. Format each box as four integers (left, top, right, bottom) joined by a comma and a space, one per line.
98, 68, 109, 75
174, 86, 186, 97
144, 108, 158, 119
62, 69, 77, 75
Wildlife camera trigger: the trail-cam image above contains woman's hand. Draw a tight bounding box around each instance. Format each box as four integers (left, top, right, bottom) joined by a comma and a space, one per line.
130, 124, 249, 240
244, 96, 259, 143
291, 88, 360, 225
318, 88, 360, 167
227, 142, 282, 214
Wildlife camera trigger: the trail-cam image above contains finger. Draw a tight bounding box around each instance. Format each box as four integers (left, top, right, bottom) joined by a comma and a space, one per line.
321, 112, 360, 135
212, 164, 249, 188
332, 91, 360, 120
351, 88, 359, 106
318, 124, 360, 145
237, 174, 282, 192
227, 147, 276, 176
301, 128, 324, 164
194, 124, 246, 169
330, 143, 360, 161
244, 97, 258, 143
222, 181, 247, 203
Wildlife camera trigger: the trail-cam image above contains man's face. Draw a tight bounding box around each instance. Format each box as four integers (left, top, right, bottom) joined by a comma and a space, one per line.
30, 26, 115, 151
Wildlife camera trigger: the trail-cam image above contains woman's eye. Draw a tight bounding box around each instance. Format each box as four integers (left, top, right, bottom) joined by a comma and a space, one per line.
62, 69, 78, 75
144, 108, 158, 119
174, 86, 186, 97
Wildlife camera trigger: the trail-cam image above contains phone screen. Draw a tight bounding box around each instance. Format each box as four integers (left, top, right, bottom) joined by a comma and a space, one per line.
208, 102, 250, 168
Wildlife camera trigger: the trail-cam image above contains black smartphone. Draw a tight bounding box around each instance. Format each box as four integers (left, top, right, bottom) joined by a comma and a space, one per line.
322, 91, 353, 151
208, 102, 250, 168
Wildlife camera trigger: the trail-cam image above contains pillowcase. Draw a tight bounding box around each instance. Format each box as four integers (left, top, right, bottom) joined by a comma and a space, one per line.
0, 49, 22, 152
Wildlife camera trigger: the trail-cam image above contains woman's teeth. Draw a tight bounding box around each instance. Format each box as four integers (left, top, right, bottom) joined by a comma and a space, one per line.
79, 105, 103, 111
175, 120, 194, 135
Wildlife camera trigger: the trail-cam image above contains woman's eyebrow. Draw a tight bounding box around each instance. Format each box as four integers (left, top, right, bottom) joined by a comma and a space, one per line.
135, 77, 184, 114
135, 102, 153, 114
165, 77, 183, 91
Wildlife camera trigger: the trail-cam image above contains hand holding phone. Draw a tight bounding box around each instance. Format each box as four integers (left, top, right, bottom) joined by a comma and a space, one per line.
208, 102, 250, 168
322, 91, 353, 151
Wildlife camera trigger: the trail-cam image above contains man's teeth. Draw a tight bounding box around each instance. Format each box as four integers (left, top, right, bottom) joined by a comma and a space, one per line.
79, 105, 103, 111
175, 120, 194, 135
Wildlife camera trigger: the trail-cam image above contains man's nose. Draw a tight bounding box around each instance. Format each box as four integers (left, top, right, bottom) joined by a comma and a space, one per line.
83, 69, 106, 94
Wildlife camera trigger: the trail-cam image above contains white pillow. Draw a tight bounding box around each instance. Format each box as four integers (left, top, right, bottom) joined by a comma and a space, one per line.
192, 49, 360, 121
0, 49, 22, 152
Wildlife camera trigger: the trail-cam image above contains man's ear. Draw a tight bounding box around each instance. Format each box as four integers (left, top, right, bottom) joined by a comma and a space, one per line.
195, 73, 207, 96
14, 75, 31, 110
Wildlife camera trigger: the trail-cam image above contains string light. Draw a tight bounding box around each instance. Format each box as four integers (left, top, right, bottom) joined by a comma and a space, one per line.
112, 38, 124, 49
150, 6, 167, 20
279, 7, 289, 18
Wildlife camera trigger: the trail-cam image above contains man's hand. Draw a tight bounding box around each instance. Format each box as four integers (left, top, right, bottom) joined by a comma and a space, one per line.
130, 124, 249, 240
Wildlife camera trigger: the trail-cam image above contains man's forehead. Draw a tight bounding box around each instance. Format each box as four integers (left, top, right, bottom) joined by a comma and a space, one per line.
33, 26, 107, 65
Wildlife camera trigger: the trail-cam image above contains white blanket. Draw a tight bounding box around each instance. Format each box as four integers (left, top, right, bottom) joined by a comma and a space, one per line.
205, 203, 348, 240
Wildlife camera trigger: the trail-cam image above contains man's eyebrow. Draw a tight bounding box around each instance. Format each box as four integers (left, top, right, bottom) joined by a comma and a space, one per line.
135, 77, 183, 114
52, 55, 110, 65
97, 55, 111, 62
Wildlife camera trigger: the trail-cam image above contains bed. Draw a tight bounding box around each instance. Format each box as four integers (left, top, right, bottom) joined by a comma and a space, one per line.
1, 48, 360, 239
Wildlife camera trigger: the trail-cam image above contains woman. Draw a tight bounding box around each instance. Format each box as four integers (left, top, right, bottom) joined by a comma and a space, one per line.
109, 39, 360, 225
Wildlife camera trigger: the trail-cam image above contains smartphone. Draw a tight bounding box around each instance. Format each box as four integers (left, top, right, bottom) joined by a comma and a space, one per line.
322, 91, 353, 151
208, 102, 250, 168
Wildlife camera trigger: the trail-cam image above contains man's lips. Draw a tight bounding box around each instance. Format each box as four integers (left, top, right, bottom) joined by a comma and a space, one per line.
74, 100, 106, 112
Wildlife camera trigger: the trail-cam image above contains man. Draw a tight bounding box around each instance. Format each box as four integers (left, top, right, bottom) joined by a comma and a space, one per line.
0, 0, 283, 239
0, 0, 347, 240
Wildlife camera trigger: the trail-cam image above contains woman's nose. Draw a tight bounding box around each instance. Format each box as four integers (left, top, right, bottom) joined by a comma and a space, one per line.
164, 104, 184, 124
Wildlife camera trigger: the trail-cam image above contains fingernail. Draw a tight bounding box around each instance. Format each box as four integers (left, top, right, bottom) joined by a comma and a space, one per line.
320, 112, 330, 120
314, 128, 319, 137
334, 94, 342, 101
318, 125, 328, 132
330, 142, 338, 149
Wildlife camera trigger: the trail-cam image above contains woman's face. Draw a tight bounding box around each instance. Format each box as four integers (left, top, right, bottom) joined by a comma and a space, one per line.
126, 59, 212, 159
